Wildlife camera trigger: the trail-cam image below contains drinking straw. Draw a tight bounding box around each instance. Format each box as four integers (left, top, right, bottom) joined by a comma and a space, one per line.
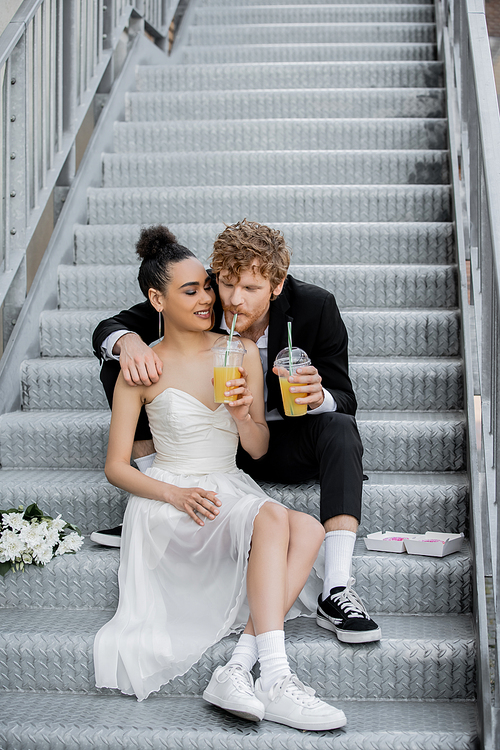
287, 321, 294, 415
225, 313, 238, 366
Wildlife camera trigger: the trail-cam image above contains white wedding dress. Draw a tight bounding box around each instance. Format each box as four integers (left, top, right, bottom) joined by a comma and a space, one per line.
94, 388, 322, 701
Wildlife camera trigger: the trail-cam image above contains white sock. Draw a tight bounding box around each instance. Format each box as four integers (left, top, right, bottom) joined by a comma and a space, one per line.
226, 633, 258, 673
134, 453, 156, 473
256, 630, 291, 692
322, 530, 356, 600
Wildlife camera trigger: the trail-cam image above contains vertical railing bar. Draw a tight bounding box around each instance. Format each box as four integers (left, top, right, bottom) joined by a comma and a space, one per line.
4, 57, 11, 271
87, 0, 92, 88
56, 0, 62, 152
40, 0, 47, 189
98, 0, 103, 65
78, 0, 84, 104
49, 0, 56, 169
31, 15, 38, 210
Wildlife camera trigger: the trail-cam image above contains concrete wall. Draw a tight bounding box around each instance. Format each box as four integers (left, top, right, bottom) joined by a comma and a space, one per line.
0, 0, 24, 37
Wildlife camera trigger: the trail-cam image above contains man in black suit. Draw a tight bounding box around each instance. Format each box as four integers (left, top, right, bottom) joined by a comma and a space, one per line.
91, 219, 380, 644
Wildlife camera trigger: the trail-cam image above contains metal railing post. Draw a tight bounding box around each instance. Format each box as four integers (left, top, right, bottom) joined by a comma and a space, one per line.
3, 32, 28, 344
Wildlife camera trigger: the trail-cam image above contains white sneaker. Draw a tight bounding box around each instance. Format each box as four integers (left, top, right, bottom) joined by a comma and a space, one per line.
254, 673, 347, 731
203, 664, 265, 722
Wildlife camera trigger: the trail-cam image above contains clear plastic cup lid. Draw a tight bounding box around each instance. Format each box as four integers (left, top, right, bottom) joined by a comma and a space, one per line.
211, 335, 247, 354
274, 347, 310, 367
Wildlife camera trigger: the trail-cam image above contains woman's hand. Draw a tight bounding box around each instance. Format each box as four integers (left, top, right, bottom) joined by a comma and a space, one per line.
224, 366, 254, 422
163, 485, 221, 526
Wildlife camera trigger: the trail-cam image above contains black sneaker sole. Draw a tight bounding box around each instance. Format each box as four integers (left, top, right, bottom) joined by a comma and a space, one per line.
316, 611, 382, 644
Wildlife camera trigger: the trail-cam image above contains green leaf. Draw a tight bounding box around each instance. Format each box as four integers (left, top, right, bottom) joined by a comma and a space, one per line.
64, 522, 82, 535
23, 504, 47, 521
0, 561, 12, 576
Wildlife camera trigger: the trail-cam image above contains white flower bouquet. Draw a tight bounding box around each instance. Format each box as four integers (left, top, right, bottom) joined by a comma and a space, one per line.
0, 503, 84, 576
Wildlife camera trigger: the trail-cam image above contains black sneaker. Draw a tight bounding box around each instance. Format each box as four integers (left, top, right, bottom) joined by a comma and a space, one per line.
316, 577, 381, 644
90, 525, 122, 548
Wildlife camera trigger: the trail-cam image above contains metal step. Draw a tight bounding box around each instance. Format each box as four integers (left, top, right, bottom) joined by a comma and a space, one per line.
0, 538, 471, 614
38, 309, 460, 358
20, 356, 463, 412
0, 468, 469, 536
135, 61, 444, 92
0, 468, 125, 536
187, 23, 437, 46
181, 42, 437, 64
197, 0, 435, 6
0, 693, 478, 750
87, 185, 451, 224
125, 89, 446, 120
192, 6, 435, 25
74, 222, 455, 266
113, 119, 448, 153
101, 150, 450, 188
0, 610, 475, 699
57, 264, 457, 310
0, 409, 466, 472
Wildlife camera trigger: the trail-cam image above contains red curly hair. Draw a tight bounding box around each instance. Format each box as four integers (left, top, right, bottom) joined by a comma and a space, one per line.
210, 219, 291, 291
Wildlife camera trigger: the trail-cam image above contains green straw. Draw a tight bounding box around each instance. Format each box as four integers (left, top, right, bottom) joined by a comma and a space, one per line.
287, 321, 294, 415
225, 313, 238, 366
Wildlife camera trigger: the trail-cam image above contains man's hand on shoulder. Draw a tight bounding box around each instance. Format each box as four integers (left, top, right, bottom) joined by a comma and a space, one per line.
115, 332, 163, 387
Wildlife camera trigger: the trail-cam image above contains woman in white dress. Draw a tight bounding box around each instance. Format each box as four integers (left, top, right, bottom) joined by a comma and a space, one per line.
94, 226, 346, 731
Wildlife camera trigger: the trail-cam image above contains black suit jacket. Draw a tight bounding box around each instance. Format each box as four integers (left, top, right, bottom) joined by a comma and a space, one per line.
92, 274, 357, 417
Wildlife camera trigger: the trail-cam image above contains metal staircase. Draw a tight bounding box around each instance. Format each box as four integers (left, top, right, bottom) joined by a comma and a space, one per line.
0, 0, 484, 746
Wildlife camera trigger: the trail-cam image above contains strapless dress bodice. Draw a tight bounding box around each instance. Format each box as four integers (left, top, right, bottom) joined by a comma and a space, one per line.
145, 388, 239, 475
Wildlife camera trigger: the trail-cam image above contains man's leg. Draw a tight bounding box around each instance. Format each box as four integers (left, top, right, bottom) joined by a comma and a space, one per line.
237, 413, 381, 643
90, 362, 156, 547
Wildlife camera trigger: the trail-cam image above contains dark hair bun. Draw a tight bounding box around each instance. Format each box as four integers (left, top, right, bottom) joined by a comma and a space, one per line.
136, 225, 178, 261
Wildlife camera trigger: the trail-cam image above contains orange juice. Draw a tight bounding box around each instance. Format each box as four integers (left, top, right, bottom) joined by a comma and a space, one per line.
214, 366, 241, 403
279, 376, 307, 417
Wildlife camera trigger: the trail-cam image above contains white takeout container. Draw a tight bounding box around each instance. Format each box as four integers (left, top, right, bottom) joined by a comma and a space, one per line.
363, 531, 415, 554
403, 532, 464, 557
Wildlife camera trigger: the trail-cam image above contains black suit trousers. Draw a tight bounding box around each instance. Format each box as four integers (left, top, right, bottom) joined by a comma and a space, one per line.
236, 413, 364, 524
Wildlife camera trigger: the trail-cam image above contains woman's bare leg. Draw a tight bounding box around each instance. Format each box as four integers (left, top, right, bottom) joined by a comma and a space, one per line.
245, 505, 324, 636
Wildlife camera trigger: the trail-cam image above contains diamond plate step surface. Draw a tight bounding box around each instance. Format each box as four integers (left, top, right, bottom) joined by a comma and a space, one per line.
0, 539, 471, 614
20, 357, 463, 412
198, 0, 435, 6
101, 150, 450, 188
113, 119, 448, 153
0, 611, 475, 699
0, 469, 468, 536
87, 185, 451, 224
192, 7, 436, 25
0, 409, 466, 472
75, 222, 455, 265
125, 89, 446, 121
0, 468, 125, 533
187, 23, 437, 46
39, 309, 460, 358
58, 264, 457, 310
135, 62, 443, 91
182, 42, 438, 64
0, 694, 478, 750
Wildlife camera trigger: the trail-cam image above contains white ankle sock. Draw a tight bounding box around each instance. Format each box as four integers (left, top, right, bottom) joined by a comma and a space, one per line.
226, 633, 258, 673
256, 630, 291, 692
134, 453, 156, 473
322, 530, 356, 600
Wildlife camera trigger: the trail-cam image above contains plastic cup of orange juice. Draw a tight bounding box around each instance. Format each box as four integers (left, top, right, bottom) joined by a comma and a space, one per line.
274, 347, 311, 417
212, 336, 247, 403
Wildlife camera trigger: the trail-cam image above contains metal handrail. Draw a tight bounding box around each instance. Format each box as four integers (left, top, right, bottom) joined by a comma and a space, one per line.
436, 0, 500, 746
0, 0, 180, 353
